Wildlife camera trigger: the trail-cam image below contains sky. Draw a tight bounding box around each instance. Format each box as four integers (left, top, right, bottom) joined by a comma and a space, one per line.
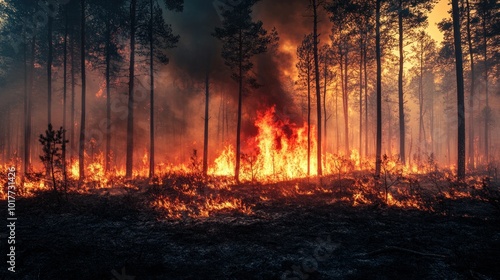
427, 0, 450, 44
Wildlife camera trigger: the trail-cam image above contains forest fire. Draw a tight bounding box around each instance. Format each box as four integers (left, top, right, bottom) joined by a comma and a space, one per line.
1, 0, 499, 278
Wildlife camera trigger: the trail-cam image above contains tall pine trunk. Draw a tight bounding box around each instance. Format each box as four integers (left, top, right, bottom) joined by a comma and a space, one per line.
323, 55, 328, 155
397, 0, 406, 164
418, 41, 424, 163
363, 40, 368, 158
235, 28, 243, 183
307, 55, 311, 176
452, 0, 466, 179
149, 0, 155, 178
105, 14, 112, 173
313, 0, 322, 177
79, 0, 86, 180
343, 52, 349, 154
23, 35, 33, 176
126, 0, 137, 178
466, 0, 475, 169
375, 0, 382, 177
63, 9, 68, 182
70, 29, 76, 162
47, 16, 53, 125
359, 37, 363, 156
482, 14, 489, 163
203, 65, 210, 176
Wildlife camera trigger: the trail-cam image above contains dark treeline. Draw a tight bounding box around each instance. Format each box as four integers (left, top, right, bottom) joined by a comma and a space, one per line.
0, 0, 498, 181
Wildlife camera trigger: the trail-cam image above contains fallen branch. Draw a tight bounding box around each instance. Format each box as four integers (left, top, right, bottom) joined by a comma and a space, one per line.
359, 246, 447, 258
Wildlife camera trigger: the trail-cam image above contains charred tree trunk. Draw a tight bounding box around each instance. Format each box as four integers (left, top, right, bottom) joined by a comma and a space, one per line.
343, 51, 349, 154
397, 0, 406, 165
375, 0, 382, 177
105, 16, 112, 173
452, 0, 466, 179
47, 16, 53, 125
203, 65, 210, 177
313, 0, 322, 177
126, 0, 137, 178
70, 28, 76, 162
418, 41, 424, 163
466, 0, 475, 169
79, 0, 86, 181
23, 35, 33, 176
323, 56, 328, 155
235, 28, 243, 183
363, 40, 368, 158
307, 55, 311, 177
63, 9, 68, 182
482, 13, 489, 164
359, 37, 363, 157
149, 0, 155, 178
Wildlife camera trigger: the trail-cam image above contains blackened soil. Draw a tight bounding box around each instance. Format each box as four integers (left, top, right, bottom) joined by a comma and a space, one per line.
1, 183, 499, 280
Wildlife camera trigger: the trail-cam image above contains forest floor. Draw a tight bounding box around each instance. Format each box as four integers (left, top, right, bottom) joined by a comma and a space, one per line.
1, 175, 499, 280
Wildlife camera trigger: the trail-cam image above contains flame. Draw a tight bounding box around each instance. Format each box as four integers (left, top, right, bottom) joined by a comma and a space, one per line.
210, 106, 318, 182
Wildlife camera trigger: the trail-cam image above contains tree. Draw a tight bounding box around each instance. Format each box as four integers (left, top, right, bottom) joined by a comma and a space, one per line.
126, 0, 137, 178
296, 34, 314, 176
375, 0, 382, 177
475, 0, 499, 163
136, 0, 182, 178
312, 0, 322, 178
410, 31, 437, 162
327, 0, 357, 155
319, 44, 334, 155
79, 0, 86, 181
213, 0, 275, 183
465, 0, 476, 169
39, 124, 68, 196
388, 0, 434, 165
87, 0, 127, 173
452, 0, 466, 179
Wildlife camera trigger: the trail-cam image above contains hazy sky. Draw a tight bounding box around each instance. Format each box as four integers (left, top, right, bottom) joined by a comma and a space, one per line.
427, 0, 449, 44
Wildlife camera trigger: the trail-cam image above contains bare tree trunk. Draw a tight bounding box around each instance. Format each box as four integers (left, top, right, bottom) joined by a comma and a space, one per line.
307, 56, 311, 176
323, 56, 328, 155
63, 9, 68, 183
359, 37, 363, 156
375, 0, 382, 177
335, 81, 339, 154
363, 41, 368, 158
70, 29, 76, 162
482, 14, 489, 164
203, 65, 210, 176
235, 28, 243, 183
126, 0, 137, 178
47, 16, 53, 125
397, 0, 406, 165
343, 51, 349, 154
149, 0, 155, 178
105, 15, 112, 173
313, 0, 322, 177
466, 0, 475, 169
79, 0, 86, 181
23, 35, 33, 176
452, 0, 466, 179
418, 41, 424, 163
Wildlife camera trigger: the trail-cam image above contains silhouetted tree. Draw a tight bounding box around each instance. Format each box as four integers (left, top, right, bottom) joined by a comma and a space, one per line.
213, 0, 276, 183
375, 0, 382, 177
137, 0, 182, 178
452, 0, 466, 179
296, 34, 314, 176
79, 0, 86, 181
388, 0, 434, 165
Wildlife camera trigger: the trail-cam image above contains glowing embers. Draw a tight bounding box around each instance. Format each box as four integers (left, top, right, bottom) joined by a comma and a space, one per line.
151, 194, 253, 220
